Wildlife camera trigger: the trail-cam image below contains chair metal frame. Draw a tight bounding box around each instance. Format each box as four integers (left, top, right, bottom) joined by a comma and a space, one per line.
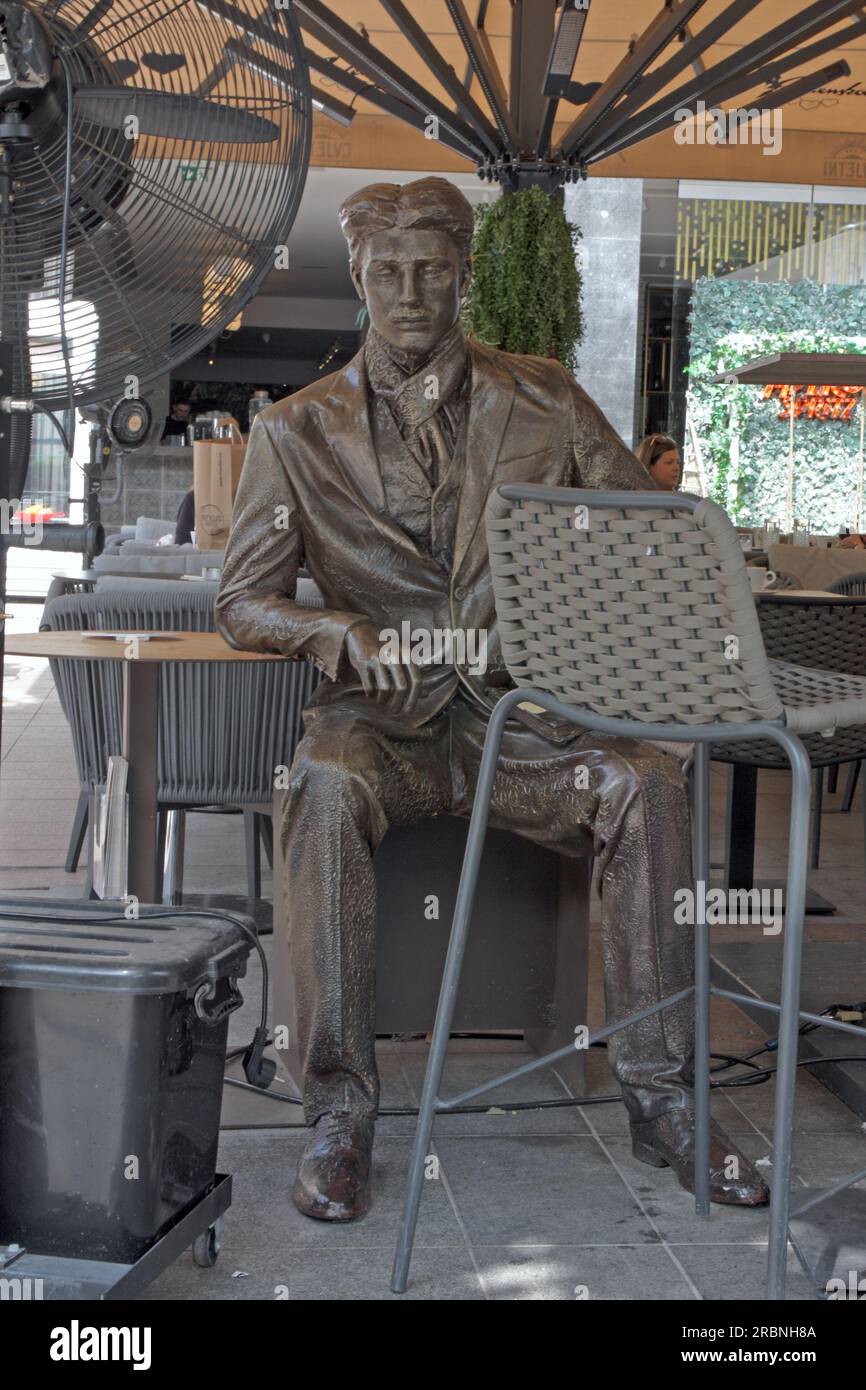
823, 574, 866, 816
392, 486, 866, 1301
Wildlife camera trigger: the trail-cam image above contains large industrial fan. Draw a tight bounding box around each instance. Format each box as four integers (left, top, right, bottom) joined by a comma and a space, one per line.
0, 0, 312, 720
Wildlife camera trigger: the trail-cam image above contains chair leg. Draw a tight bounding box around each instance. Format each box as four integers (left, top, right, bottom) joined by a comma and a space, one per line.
244, 810, 262, 900
260, 813, 274, 870
156, 810, 168, 878
842, 759, 861, 813
391, 691, 515, 1295
766, 735, 811, 1302
827, 765, 839, 795
691, 742, 712, 1221
82, 786, 99, 900
163, 809, 186, 906
65, 789, 90, 873
810, 768, 824, 871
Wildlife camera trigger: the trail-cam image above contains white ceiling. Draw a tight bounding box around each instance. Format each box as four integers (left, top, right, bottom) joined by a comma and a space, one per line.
254, 164, 500, 305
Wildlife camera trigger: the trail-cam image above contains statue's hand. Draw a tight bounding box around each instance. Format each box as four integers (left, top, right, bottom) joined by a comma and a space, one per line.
345, 620, 423, 715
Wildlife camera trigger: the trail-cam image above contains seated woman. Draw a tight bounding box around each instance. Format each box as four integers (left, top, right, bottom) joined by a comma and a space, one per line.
635, 433, 681, 491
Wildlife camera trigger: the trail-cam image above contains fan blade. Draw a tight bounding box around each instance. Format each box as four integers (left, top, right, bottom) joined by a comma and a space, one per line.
74, 88, 279, 143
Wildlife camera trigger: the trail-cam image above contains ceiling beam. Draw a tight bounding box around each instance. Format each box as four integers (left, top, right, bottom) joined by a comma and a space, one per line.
217, 39, 355, 124
301, 49, 479, 162
588, 58, 851, 164
584, 0, 866, 163
463, 0, 490, 88
292, 0, 488, 161
558, 0, 711, 159
377, 0, 501, 155
509, 0, 558, 155
444, 0, 520, 148
579, 0, 766, 161
689, 15, 866, 118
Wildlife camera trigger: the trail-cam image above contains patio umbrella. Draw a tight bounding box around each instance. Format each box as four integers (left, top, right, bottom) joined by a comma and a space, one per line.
709, 353, 866, 529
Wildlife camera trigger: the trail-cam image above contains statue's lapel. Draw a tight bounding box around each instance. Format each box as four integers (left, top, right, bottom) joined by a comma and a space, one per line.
325, 349, 387, 516
452, 341, 516, 579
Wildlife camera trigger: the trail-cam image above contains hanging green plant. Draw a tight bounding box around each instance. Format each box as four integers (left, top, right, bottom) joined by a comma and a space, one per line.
462, 187, 584, 374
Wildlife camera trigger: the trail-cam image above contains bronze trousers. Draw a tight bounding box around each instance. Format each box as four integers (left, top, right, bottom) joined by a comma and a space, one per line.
278, 694, 695, 1126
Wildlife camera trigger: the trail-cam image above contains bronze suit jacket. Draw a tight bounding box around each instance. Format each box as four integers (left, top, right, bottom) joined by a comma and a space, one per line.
215, 337, 654, 739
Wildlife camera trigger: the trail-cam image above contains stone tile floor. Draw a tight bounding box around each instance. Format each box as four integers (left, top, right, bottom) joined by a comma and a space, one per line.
2, 602, 865, 1301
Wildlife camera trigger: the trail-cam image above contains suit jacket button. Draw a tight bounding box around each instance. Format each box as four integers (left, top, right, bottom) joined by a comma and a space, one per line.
454, 585, 467, 601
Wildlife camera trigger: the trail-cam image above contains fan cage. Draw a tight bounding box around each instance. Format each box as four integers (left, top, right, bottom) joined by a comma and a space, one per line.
0, 0, 312, 409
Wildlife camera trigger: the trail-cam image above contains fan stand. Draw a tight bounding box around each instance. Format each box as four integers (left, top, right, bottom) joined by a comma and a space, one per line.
0, 342, 110, 759
82, 410, 111, 571
0, 341, 13, 764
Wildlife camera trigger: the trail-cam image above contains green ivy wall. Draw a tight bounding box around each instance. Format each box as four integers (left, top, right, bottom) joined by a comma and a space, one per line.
686, 279, 866, 530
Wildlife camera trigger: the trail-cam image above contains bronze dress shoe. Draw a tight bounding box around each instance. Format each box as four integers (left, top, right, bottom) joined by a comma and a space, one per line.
631, 1107, 770, 1206
292, 1111, 375, 1221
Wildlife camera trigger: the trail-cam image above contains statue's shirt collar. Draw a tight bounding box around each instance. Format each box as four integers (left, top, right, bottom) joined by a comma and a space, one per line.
364, 321, 469, 435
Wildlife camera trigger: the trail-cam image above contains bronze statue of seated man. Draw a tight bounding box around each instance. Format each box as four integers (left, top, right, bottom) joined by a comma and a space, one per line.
216, 177, 768, 1221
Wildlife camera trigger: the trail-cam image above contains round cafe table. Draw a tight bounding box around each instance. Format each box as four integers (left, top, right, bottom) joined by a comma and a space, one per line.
756, 588, 866, 603
4, 631, 285, 904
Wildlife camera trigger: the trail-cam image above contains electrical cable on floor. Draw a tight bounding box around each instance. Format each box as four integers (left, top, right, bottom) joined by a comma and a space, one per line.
222, 1002, 866, 1116
4, 904, 861, 1117
222, 1052, 866, 1113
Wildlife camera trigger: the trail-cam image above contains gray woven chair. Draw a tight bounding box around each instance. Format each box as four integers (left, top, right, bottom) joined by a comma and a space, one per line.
827, 571, 866, 597
823, 573, 866, 809
725, 593, 866, 872
41, 581, 323, 900
392, 485, 866, 1301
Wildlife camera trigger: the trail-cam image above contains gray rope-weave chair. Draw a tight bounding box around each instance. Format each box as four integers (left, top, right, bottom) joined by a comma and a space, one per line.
823, 573, 866, 810
41, 581, 323, 900
744, 594, 866, 870
392, 485, 866, 1301
827, 571, 866, 597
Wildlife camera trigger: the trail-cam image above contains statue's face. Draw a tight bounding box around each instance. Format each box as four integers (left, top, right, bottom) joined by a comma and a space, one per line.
351, 227, 471, 359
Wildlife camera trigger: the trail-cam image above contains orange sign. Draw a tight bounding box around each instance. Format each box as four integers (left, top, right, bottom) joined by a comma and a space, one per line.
764, 383, 863, 421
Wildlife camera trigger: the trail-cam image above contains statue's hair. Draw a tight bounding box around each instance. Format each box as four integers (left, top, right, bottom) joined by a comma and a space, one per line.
339, 177, 475, 264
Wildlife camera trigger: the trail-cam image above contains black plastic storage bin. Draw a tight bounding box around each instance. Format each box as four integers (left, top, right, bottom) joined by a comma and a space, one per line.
0, 898, 252, 1263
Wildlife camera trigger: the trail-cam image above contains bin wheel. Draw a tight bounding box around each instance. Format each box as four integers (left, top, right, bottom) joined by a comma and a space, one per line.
192, 1219, 222, 1268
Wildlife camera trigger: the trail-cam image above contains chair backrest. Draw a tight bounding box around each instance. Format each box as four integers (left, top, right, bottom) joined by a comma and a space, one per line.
485, 485, 785, 728
94, 575, 219, 599
40, 583, 323, 801
758, 595, 866, 677
827, 571, 866, 597
41, 592, 120, 785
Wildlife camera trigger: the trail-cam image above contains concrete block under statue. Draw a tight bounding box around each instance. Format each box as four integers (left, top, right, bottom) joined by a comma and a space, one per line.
270, 801, 592, 1102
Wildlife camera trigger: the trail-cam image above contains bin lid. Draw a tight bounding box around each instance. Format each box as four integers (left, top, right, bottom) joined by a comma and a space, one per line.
0, 899, 252, 994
